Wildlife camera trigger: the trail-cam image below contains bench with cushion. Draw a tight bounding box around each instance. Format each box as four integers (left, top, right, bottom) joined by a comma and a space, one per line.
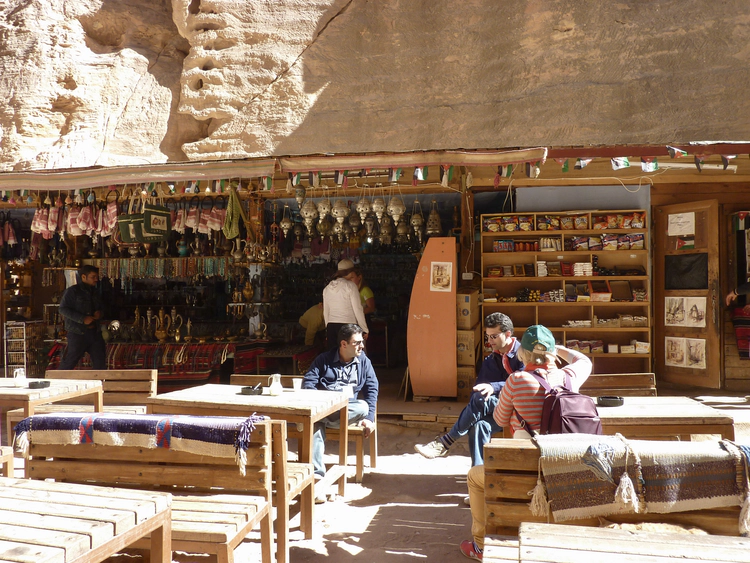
6, 369, 158, 444
484, 437, 744, 537
20, 413, 279, 563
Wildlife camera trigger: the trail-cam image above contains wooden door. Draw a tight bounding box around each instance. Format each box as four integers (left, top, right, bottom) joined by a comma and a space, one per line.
654, 200, 721, 388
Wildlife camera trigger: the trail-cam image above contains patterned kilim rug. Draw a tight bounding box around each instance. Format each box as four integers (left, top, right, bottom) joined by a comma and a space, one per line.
732, 307, 750, 359
14, 412, 266, 475
533, 434, 748, 528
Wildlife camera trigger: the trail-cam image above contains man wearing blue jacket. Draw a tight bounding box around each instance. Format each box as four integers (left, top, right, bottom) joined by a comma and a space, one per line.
303, 323, 379, 488
415, 312, 523, 466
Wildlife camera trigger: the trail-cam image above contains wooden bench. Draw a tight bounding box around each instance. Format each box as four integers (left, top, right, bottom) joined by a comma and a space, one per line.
231, 373, 378, 483
26, 416, 279, 563
484, 438, 742, 537
0, 446, 12, 477
483, 535, 520, 562
6, 369, 158, 444
579, 372, 657, 397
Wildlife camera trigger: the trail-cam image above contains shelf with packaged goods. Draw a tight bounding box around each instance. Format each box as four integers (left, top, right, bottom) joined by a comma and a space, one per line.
480, 209, 651, 374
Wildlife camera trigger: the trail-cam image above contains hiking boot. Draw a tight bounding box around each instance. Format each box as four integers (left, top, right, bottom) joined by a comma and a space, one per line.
459, 540, 483, 560
414, 438, 448, 459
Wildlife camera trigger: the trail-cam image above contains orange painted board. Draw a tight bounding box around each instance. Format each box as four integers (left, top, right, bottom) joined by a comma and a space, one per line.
407, 237, 458, 397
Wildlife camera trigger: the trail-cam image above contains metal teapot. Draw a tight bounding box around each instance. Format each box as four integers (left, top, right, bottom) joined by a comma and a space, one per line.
232, 239, 246, 262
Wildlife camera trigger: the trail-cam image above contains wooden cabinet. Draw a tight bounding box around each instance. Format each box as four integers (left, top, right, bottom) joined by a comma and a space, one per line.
480, 210, 651, 374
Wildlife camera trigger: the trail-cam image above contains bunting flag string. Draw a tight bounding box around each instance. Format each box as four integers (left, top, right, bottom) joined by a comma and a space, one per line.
611, 157, 630, 170
667, 146, 688, 158
575, 158, 593, 170
440, 165, 454, 187
493, 165, 512, 187
308, 171, 320, 187
525, 162, 540, 179
334, 170, 349, 189
388, 167, 402, 183
412, 166, 427, 186
260, 176, 272, 191
555, 158, 569, 172
641, 157, 658, 172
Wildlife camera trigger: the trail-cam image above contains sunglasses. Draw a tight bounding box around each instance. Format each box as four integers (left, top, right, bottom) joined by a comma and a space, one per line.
485, 333, 503, 341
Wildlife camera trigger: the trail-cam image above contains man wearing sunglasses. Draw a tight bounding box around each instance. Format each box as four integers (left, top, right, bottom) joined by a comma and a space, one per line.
415, 312, 522, 468
303, 323, 379, 500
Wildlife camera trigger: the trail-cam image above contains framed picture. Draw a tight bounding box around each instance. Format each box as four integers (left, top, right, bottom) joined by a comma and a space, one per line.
665, 296, 685, 326
686, 338, 706, 369
665, 336, 686, 367
684, 297, 707, 328
429, 261, 452, 292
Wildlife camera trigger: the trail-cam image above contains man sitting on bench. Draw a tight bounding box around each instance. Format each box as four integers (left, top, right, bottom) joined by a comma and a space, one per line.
303, 323, 379, 501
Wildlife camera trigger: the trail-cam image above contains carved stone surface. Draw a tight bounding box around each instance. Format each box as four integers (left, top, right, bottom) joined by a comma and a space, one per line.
1, 0, 750, 171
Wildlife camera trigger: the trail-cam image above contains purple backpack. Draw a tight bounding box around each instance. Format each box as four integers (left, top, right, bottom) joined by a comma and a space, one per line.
517, 370, 603, 436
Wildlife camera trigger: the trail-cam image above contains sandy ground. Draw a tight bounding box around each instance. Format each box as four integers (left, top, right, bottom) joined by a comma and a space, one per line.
99, 423, 474, 563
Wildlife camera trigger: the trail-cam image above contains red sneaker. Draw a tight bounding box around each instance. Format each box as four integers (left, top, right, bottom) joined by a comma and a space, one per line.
459, 540, 483, 561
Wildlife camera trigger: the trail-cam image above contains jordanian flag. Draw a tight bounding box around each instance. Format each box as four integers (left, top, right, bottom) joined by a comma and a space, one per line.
667, 146, 687, 158
388, 168, 402, 183
260, 176, 272, 191
555, 158, 569, 172
611, 157, 630, 170
722, 155, 737, 170
641, 157, 658, 172
412, 166, 428, 185
494, 165, 512, 187
575, 158, 593, 169
440, 165, 454, 187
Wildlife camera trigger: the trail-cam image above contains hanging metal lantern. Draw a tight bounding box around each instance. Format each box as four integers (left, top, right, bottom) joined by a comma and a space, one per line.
363, 214, 377, 242
293, 223, 304, 241
331, 198, 349, 224
332, 221, 344, 241
316, 196, 332, 219
348, 212, 361, 231
355, 196, 371, 223
317, 215, 332, 238
425, 200, 442, 237
396, 221, 410, 244
379, 215, 393, 245
295, 186, 306, 207
279, 205, 294, 237
372, 197, 386, 224
387, 196, 406, 226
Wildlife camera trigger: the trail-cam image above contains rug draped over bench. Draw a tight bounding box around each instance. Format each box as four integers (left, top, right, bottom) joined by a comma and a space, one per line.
14, 412, 266, 474
531, 434, 750, 534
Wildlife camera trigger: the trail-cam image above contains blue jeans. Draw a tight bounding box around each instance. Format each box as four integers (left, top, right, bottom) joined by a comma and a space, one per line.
447, 392, 502, 466
313, 399, 369, 477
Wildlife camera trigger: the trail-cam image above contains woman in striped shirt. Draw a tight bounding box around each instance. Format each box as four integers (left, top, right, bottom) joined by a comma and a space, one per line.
493, 324, 592, 438
461, 324, 592, 560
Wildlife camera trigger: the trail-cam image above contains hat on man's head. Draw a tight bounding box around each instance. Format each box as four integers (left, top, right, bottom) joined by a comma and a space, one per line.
521, 325, 556, 353
337, 259, 355, 271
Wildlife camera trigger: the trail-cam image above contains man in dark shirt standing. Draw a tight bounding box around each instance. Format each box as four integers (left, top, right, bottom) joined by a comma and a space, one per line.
303, 323, 378, 493
414, 312, 523, 466
57, 265, 105, 370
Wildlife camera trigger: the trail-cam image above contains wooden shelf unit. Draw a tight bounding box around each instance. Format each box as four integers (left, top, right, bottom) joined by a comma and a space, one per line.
480, 210, 652, 374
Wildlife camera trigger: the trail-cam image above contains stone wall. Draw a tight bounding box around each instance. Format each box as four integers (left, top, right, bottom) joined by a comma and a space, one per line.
1, 0, 750, 170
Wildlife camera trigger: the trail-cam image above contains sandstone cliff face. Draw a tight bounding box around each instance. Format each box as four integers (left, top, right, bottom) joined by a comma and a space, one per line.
1, 0, 749, 171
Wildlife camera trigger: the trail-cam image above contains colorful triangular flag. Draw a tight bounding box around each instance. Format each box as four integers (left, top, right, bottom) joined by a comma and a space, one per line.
694, 155, 705, 172
721, 155, 737, 170
440, 165, 454, 187
611, 157, 630, 170
667, 146, 687, 158
575, 158, 593, 170
525, 162, 540, 179
641, 157, 659, 172
388, 168, 402, 183
260, 176, 272, 191
412, 166, 427, 185
555, 158, 569, 172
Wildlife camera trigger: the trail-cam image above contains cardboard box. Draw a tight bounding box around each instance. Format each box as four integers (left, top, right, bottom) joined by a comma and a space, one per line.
457, 289, 480, 329
457, 366, 476, 401
457, 322, 482, 366
588, 280, 612, 302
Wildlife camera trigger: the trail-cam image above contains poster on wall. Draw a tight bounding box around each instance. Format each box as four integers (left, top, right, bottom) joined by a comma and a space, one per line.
664, 296, 707, 328
667, 212, 695, 236
665, 336, 686, 367
665, 297, 685, 326
684, 297, 707, 328
686, 338, 707, 369
430, 261, 452, 292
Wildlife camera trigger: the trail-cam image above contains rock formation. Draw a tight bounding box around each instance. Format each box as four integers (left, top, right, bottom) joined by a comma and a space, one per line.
0, 0, 749, 171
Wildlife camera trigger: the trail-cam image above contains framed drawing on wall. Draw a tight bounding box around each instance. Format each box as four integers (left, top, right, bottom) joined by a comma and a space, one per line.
430, 261, 452, 292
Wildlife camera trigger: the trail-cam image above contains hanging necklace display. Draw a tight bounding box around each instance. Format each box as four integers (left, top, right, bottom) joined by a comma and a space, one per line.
425, 199, 442, 237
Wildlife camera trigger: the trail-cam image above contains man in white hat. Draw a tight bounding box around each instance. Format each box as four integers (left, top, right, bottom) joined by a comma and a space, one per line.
322, 259, 369, 348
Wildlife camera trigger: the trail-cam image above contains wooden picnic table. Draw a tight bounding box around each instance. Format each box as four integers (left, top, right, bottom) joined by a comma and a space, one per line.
0, 475, 171, 563
0, 378, 104, 449
503, 395, 734, 440
516, 522, 750, 562
148, 383, 349, 495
